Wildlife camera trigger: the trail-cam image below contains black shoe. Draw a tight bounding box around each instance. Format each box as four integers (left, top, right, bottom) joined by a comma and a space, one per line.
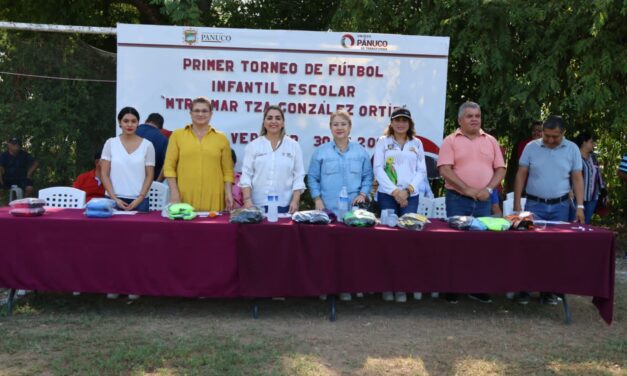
444, 293, 459, 304
467, 293, 492, 303
515, 292, 530, 305
540, 292, 558, 305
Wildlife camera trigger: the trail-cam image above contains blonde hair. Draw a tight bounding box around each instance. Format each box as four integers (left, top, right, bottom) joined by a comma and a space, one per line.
329, 110, 352, 127
191, 96, 213, 112
260, 105, 286, 138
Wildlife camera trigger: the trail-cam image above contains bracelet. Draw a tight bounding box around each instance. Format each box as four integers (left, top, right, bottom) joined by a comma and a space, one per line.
576, 204, 584, 209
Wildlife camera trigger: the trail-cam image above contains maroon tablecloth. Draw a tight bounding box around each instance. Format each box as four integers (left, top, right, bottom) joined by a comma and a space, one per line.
237, 220, 615, 324
0, 208, 615, 324
0, 208, 238, 297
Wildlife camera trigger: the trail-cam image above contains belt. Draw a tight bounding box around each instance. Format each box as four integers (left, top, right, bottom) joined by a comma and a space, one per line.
526, 193, 570, 205
447, 189, 475, 200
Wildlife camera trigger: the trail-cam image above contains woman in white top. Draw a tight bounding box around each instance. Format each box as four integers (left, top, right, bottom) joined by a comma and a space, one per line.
374, 107, 427, 216
373, 107, 427, 304
101, 107, 155, 212
240, 105, 306, 214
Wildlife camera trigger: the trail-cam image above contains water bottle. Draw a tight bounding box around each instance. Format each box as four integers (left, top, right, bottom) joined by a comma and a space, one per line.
267, 193, 278, 222
337, 186, 349, 223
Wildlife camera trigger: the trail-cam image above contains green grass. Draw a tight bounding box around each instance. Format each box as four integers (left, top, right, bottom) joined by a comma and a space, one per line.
1, 251, 626, 375
0, 305, 284, 375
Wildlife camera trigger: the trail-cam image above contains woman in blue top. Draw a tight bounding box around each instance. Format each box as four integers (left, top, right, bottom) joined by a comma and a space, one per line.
308, 110, 373, 214
308, 110, 373, 302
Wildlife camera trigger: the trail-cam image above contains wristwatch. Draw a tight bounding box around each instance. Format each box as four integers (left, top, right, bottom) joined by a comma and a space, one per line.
576, 204, 584, 209
486, 187, 494, 194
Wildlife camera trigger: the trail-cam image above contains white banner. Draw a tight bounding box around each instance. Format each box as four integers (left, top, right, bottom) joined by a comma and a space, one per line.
116, 24, 449, 170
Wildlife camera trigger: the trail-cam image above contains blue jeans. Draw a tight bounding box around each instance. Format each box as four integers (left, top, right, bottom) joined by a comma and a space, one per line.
583, 199, 597, 224
377, 192, 419, 216
117, 197, 150, 213
524, 199, 571, 221
261, 205, 289, 214
445, 190, 491, 217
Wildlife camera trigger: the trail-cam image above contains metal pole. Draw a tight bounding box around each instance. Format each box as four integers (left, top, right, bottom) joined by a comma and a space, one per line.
0, 21, 116, 35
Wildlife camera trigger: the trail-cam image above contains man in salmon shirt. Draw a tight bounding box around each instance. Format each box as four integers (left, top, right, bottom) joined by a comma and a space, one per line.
437, 101, 506, 304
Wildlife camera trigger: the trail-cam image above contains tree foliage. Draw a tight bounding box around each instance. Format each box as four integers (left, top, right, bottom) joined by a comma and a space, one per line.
0, 0, 624, 219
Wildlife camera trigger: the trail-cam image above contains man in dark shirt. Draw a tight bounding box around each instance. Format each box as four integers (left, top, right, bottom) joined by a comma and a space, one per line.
0, 137, 38, 197
136, 113, 168, 181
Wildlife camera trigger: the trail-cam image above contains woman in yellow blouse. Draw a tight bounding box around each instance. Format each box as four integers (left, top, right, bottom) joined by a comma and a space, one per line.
164, 97, 234, 211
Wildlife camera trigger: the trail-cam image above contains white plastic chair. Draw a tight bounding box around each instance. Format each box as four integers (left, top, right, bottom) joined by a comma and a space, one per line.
503, 198, 514, 216
38, 187, 86, 208
503, 197, 527, 216
148, 181, 169, 211
9, 185, 24, 201
431, 197, 447, 219
417, 197, 433, 217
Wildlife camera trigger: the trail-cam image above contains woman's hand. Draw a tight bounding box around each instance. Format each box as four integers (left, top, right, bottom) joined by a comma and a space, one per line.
392, 189, 408, 204
243, 199, 254, 209
288, 198, 299, 214
224, 191, 234, 211
352, 193, 366, 206
169, 190, 181, 204
126, 197, 143, 211
314, 198, 325, 211
115, 198, 129, 210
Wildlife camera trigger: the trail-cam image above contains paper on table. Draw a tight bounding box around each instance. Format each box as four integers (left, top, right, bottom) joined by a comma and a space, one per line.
112, 210, 138, 215
534, 220, 569, 225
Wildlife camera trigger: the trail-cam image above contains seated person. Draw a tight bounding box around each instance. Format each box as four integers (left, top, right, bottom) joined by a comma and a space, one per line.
72, 150, 106, 202
0, 137, 38, 198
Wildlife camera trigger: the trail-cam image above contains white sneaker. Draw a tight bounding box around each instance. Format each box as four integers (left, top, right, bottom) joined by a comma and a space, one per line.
413, 292, 422, 300
106, 293, 119, 299
356, 292, 364, 298
382, 291, 394, 301
395, 292, 407, 303
431, 292, 440, 299
339, 293, 352, 301
128, 294, 140, 300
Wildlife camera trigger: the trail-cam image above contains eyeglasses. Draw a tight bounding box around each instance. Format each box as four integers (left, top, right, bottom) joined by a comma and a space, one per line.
191, 109, 211, 114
